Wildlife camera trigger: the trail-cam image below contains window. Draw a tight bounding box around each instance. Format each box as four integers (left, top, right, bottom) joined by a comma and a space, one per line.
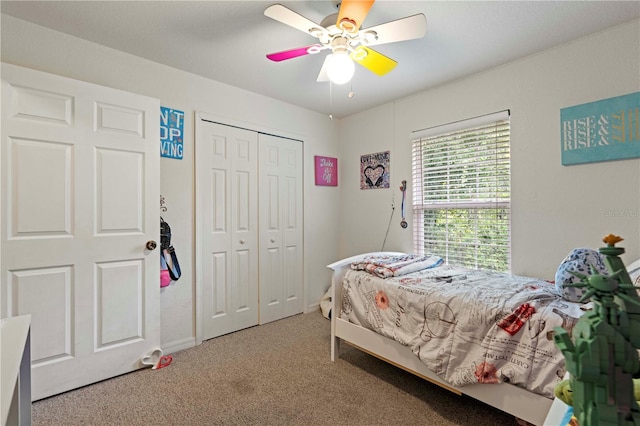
411, 111, 511, 271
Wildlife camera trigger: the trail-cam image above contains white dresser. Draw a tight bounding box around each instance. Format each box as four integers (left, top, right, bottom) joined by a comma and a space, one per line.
1, 315, 32, 426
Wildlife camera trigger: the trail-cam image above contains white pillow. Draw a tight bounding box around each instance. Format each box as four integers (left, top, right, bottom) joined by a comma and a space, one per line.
628, 259, 640, 286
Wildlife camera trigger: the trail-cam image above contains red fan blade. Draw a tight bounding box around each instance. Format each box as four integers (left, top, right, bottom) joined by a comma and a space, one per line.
266, 45, 321, 62
336, 0, 374, 34
362, 14, 427, 47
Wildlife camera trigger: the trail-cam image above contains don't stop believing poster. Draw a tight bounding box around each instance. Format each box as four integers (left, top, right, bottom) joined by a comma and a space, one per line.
160, 107, 184, 160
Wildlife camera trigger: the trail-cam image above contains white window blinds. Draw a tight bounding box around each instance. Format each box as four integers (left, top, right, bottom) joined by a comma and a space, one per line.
411, 111, 511, 271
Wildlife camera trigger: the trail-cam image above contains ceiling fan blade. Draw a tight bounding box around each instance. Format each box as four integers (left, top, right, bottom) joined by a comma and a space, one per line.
336, 0, 375, 33
351, 46, 397, 76
264, 4, 328, 38
267, 45, 321, 62
316, 56, 330, 82
363, 14, 427, 47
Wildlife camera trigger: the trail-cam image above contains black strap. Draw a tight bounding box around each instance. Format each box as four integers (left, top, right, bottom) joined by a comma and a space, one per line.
163, 246, 181, 281
160, 217, 172, 250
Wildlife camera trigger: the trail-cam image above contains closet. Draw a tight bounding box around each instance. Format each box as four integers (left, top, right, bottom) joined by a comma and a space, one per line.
195, 117, 303, 341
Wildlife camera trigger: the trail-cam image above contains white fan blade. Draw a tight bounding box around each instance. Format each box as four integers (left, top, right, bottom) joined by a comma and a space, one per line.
316, 55, 330, 82
362, 14, 427, 47
265, 4, 329, 38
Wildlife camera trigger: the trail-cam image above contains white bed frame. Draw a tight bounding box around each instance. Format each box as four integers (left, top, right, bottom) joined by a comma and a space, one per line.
328, 253, 553, 426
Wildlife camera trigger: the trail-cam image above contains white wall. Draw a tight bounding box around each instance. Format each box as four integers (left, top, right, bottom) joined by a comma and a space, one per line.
2, 14, 639, 353
1, 15, 341, 352
338, 20, 640, 280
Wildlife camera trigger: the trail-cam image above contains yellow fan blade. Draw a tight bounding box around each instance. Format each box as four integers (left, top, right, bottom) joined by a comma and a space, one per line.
351, 46, 397, 76
336, 0, 374, 33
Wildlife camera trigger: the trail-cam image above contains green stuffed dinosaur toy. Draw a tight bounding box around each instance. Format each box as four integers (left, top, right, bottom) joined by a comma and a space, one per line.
554, 379, 640, 426
554, 379, 574, 406
554, 378, 640, 408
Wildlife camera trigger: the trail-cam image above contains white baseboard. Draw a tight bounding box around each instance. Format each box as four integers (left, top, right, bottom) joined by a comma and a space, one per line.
162, 337, 196, 354
164, 308, 321, 354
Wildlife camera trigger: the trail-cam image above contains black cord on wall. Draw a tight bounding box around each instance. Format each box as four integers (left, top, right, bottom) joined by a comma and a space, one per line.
381, 201, 395, 251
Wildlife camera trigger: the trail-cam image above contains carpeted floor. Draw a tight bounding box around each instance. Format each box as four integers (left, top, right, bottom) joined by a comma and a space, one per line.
32, 311, 520, 425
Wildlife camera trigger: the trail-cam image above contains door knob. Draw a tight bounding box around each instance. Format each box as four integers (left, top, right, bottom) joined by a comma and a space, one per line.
146, 240, 158, 250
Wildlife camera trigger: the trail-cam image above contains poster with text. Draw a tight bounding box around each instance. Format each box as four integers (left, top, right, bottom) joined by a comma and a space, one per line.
161, 107, 184, 160
314, 156, 338, 186
561, 92, 639, 165
360, 151, 390, 189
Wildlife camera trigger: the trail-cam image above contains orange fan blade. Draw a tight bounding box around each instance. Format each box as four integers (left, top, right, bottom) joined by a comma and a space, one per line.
350, 46, 397, 76
336, 0, 374, 34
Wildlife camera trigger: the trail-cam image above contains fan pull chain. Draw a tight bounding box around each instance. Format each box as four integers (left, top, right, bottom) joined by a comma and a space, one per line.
329, 81, 333, 120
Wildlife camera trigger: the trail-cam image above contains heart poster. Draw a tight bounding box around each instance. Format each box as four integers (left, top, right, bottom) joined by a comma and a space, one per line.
360, 151, 390, 190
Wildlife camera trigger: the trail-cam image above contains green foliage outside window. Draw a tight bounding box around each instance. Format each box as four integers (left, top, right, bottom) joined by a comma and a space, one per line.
413, 115, 510, 272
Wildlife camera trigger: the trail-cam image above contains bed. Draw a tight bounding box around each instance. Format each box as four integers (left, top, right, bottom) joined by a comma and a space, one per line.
328, 252, 587, 426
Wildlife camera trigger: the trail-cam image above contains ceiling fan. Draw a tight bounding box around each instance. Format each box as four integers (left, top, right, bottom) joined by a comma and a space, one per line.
264, 1, 427, 85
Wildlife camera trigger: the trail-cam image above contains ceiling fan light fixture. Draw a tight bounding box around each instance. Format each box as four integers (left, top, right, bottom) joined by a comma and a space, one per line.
264, 3, 428, 84
326, 51, 355, 85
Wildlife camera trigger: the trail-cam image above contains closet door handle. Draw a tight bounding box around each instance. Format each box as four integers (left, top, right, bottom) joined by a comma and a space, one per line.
239, 240, 246, 245
270, 238, 276, 243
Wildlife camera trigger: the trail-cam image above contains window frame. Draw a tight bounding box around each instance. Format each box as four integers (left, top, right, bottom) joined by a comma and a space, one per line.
411, 111, 511, 271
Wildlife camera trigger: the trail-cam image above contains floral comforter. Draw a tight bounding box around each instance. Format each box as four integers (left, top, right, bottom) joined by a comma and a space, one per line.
340, 264, 585, 398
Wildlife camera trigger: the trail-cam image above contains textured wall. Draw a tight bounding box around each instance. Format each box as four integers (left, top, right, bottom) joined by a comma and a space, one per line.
338, 19, 640, 279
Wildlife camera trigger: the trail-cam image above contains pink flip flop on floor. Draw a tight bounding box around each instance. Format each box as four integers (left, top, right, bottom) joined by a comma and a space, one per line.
154, 355, 173, 370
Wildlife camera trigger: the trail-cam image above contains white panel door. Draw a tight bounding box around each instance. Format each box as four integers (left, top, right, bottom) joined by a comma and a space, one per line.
258, 134, 303, 324
196, 120, 258, 340
1, 63, 160, 400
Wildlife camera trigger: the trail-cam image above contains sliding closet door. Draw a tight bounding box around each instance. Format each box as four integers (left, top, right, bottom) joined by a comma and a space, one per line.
1, 63, 161, 400
196, 120, 259, 341
258, 134, 303, 324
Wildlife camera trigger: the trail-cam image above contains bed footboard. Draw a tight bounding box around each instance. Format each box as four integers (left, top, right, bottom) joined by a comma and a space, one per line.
327, 252, 403, 362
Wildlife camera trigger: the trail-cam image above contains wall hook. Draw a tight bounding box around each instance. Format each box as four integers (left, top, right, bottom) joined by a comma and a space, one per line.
400, 180, 408, 228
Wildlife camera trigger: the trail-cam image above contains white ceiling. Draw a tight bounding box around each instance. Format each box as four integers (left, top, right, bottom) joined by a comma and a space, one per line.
2, 1, 639, 118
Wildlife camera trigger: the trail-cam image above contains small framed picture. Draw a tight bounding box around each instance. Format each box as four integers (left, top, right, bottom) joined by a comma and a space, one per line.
314, 155, 338, 186
360, 151, 390, 189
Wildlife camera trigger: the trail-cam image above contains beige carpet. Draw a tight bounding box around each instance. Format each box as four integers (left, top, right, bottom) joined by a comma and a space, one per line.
33, 311, 520, 425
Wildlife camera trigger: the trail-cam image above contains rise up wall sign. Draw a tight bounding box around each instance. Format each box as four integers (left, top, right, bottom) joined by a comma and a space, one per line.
160, 107, 184, 160
560, 92, 639, 165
